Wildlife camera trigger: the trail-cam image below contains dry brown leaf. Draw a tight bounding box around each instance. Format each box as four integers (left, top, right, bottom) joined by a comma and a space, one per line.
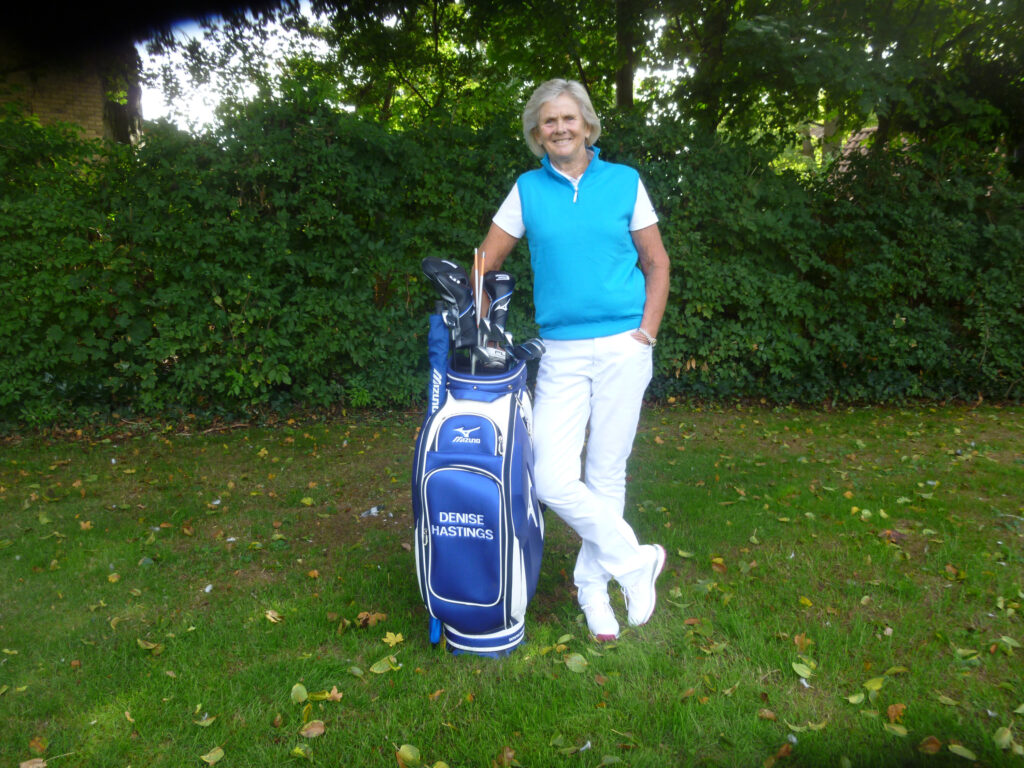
298, 720, 325, 738
793, 633, 813, 653
492, 746, 516, 768
918, 736, 942, 755
19, 760, 47, 768
887, 703, 907, 723
357, 611, 386, 628
758, 708, 777, 721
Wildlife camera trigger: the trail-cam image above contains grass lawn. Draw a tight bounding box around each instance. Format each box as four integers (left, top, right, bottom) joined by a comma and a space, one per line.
1, 402, 1022, 767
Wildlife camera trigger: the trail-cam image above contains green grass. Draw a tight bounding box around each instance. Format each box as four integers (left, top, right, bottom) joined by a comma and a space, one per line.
1, 404, 1023, 767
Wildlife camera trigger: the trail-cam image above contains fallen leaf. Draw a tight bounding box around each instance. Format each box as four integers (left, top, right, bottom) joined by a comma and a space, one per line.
887, 703, 906, 723
19, 760, 47, 768
863, 677, 885, 691
28, 736, 47, 755
290, 744, 312, 760
758, 708, 777, 721
994, 727, 1013, 750
564, 653, 588, 673
369, 655, 402, 674
199, 746, 224, 765
917, 736, 942, 754
846, 692, 866, 705
492, 746, 516, 768
264, 609, 283, 623
357, 611, 386, 628
798, 596, 813, 607
396, 744, 421, 768
298, 720, 325, 738
428, 689, 444, 702
793, 633, 813, 653
290, 683, 308, 703
383, 632, 404, 647
308, 686, 342, 702
948, 744, 977, 760
306, 569, 319, 579
884, 723, 908, 737
193, 715, 217, 727
792, 662, 814, 678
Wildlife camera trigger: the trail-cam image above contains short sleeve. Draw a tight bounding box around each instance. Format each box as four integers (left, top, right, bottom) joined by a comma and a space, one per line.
492, 183, 525, 238
629, 179, 659, 231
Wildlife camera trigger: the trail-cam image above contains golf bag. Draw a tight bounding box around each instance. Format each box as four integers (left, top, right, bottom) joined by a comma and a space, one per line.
411, 314, 545, 655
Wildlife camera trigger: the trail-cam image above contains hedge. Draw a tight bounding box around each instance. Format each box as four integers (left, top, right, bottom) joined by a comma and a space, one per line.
1, 99, 1022, 425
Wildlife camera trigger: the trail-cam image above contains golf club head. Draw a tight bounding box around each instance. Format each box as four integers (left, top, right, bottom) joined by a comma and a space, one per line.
512, 338, 545, 362
483, 271, 515, 333
478, 317, 513, 352
472, 344, 510, 372
421, 257, 476, 348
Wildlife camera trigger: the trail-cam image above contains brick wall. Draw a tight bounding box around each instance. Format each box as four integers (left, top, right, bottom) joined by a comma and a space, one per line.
1, 37, 142, 143
2, 61, 108, 140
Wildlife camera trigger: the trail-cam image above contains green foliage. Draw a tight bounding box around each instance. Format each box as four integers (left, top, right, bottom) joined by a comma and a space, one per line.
2, 98, 1023, 425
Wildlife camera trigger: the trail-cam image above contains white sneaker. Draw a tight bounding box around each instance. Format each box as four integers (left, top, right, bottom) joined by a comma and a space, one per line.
622, 544, 666, 627
581, 599, 619, 642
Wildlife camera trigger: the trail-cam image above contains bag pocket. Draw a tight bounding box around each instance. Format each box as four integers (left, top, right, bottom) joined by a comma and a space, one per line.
433, 412, 502, 455
421, 461, 505, 611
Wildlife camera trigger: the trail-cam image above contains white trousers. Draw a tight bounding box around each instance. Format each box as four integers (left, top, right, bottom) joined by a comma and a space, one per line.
532, 330, 653, 605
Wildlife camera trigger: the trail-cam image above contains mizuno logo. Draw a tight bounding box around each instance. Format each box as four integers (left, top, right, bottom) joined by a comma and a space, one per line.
452, 426, 482, 444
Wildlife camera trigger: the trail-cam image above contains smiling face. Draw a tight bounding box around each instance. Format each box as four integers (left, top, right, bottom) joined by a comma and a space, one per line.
533, 93, 592, 169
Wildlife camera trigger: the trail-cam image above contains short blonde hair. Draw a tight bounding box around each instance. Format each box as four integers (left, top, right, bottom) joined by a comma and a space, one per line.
521, 79, 602, 158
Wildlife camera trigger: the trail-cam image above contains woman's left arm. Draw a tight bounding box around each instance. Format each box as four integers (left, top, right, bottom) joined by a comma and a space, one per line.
630, 223, 671, 344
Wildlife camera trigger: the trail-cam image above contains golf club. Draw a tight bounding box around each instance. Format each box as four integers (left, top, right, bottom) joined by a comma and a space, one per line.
512, 338, 546, 362
483, 271, 515, 337
472, 343, 510, 372
421, 257, 476, 351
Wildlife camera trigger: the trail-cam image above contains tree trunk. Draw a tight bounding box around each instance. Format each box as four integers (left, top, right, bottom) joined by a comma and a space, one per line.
615, 0, 637, 109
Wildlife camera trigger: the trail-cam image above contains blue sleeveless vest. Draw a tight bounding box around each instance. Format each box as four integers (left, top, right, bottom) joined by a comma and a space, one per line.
517, 147, 646, 340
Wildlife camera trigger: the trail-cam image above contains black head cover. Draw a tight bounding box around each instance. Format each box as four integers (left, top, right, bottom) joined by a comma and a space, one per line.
483, 271, 515, 331
421, 257, 476, 348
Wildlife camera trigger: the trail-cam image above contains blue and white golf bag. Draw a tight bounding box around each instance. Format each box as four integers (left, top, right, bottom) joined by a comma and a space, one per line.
411, 314, 544, 655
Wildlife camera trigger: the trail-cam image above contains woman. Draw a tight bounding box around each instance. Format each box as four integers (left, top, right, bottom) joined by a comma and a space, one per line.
477, 78, 670, 641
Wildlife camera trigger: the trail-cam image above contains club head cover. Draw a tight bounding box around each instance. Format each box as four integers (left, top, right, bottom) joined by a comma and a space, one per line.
482, 271, 515, 332
422, 257, 476, 348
